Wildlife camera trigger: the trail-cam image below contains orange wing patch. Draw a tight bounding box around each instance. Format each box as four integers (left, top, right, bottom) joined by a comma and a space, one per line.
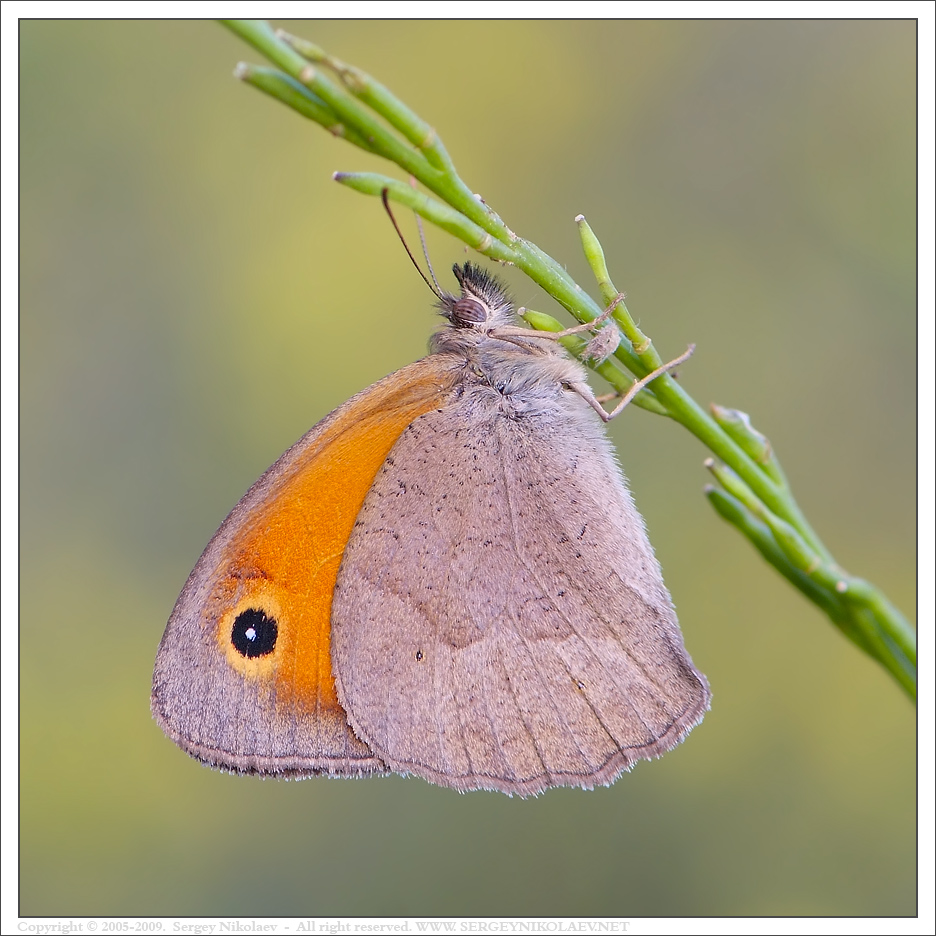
209, 359, 458, 715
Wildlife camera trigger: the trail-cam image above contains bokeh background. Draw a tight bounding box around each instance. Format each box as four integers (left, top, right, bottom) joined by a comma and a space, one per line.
20, 20, 916, 917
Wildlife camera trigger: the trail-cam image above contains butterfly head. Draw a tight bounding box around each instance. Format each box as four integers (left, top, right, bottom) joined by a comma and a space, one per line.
439, 262, 516, 332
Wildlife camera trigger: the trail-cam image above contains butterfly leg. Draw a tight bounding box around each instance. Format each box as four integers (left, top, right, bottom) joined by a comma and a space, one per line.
568, 344, 695, 423
492, 292, 627, 343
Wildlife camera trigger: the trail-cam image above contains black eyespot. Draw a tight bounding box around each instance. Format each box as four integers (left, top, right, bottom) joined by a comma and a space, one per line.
415, 650, 424, 662
231, 608, 278, 658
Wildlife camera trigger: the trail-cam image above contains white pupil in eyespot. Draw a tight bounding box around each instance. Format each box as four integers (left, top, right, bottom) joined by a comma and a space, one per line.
245, 627, 257, 641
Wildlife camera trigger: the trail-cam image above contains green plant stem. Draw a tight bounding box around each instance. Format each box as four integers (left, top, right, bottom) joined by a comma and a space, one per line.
220, 19, 915, 701
520, 310, 669, 417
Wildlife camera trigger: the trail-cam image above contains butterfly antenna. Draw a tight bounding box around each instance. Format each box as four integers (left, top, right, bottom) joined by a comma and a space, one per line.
381, 188, 441, 299
414, 212, 442, 294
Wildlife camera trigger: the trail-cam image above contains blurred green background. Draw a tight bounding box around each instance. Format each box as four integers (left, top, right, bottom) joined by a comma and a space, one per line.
20, 20, 916, 917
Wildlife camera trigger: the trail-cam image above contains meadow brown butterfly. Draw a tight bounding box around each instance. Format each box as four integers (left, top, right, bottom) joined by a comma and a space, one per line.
152, 262, 710, 795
